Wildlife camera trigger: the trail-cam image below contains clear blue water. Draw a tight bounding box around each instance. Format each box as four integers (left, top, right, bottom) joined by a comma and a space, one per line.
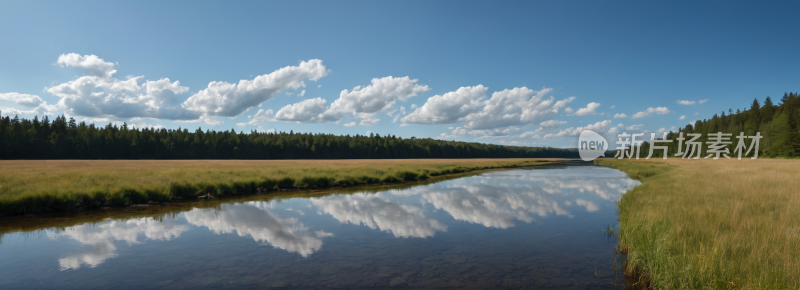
0, 165, 639, 289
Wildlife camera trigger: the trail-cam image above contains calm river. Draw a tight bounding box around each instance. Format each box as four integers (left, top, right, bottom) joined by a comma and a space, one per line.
0, 165, 639, 289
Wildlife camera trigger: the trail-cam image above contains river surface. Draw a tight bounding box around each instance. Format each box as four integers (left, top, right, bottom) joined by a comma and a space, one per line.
0, 165, 639, 289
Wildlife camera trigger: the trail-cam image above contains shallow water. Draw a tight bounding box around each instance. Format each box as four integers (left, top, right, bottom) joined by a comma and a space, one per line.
0, 165, 639, 289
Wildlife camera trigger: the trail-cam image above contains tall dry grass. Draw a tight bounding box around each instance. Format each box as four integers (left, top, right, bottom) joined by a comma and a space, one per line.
0, 159, 559, 216
597, 158, 800, 289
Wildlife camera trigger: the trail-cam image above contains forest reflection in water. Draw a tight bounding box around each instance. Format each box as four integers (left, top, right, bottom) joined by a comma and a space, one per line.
0, 165, 639, 289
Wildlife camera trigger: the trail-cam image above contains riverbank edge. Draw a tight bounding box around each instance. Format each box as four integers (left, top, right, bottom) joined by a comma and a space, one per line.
3, 161, 592, 236
1, 159, 580, 217
594, 158, 674, 289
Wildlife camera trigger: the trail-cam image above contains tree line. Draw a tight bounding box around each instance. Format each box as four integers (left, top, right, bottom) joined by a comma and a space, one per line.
0, 113, 579, 159
634, 92, 800, 158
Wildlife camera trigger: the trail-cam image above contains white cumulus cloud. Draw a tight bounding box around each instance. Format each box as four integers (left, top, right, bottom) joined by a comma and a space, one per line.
274, 97, 337, 123
46, 54, 328, 123
0, 92, 43, 107
538, 119, 567, 129
401, 85, 487, 124
613, 113, 628, 119
47, 72, 196, 120
573, 102, 601, 116
183, 59, 328, 117
0, 105, 61, 118
270, 76, 428, 126
543, 120, 612, 139
519, 131, 541, 139
436, 127, 468, 139
57, 53, 117, 78
626, 124, 644, 130
631, 107, 671, 119
236, 109, 274, 128
408, 86, 575, 138
468, 127, 521, 139
359, 118, 380, 126
677, 99, 709, 105
460, 87, 573, 129
436, 126, 526, 140
325, 76, 429, 124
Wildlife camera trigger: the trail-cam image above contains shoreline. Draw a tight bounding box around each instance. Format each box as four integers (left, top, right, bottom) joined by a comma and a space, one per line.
0, 159, 587, 239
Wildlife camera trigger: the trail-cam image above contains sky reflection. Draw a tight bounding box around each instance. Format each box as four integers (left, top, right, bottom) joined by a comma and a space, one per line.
53, 218, 187, 270
185, 202, 333, 257
28, 166, 639, 271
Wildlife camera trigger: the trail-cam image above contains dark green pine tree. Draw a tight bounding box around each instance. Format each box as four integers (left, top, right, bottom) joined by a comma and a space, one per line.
762, 96, 775, 123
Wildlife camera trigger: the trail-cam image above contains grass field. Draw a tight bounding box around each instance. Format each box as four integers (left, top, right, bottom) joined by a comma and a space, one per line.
596, 158, 800, 289
0, 159, 562, 216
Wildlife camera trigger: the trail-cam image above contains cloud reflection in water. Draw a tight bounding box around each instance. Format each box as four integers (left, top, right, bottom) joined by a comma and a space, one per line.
311, 193, 447, 238
55, 218, 187, 270
314, 167, 638, 234
184, 201, 332, 257
45, 166, 638, 270
421, 184, 571, 228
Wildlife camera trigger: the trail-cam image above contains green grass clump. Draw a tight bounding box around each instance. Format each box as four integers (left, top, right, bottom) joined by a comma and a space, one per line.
0, 159, 562, 216
595, 158, 800, 289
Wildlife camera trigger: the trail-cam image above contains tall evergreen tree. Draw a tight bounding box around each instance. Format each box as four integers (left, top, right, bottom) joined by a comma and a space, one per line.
762, 96, 775, 123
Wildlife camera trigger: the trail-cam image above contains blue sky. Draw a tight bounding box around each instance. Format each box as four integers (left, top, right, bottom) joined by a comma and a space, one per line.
1, 1, 798, 148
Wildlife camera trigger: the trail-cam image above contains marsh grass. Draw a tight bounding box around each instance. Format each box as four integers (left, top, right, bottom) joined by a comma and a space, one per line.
596, 158, 800, 289
0, 159, 560, 216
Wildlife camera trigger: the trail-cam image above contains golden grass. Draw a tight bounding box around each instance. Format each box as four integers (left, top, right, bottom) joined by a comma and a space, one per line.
596, 158, 800, 289
0, 159, 563, 216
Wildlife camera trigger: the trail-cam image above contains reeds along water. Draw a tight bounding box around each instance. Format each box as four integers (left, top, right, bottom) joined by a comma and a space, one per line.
0, 159, 558, 216
595, 158, 800, 289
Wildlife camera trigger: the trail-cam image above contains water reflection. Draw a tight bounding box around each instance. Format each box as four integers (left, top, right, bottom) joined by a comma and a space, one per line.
185, 202, 333, 257
49, 166, 636, 265
50, 166, 637, 266
514, 168, 639, 201
570, 198, 599, 212
54, 218, 187, 270
311, 193, 447, 238
422, 185, 571, 228
0, 165, 641, 289
310, 167, 635, 232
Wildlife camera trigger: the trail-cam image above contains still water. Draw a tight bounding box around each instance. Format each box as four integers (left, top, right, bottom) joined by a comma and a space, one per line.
0, 165, 639, 289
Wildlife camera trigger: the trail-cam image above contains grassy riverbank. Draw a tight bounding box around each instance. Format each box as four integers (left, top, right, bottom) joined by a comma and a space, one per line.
0, 159, 563, 216
596, 158, 800, 289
